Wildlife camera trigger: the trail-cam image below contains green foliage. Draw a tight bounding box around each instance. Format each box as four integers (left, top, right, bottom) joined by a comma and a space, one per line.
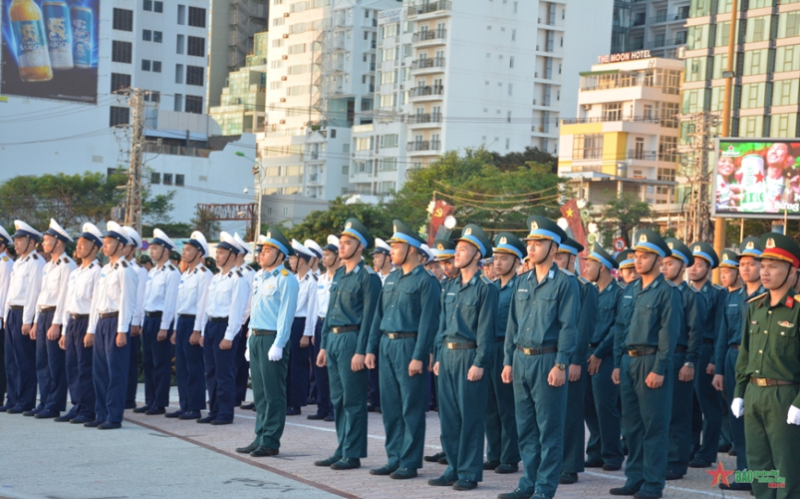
287, 198, 394, 246
489, 146, 558, 174
142, 222, 193, 238
598, 193, 653, 247
191, 207, 222, 236
142, 191, 176, 224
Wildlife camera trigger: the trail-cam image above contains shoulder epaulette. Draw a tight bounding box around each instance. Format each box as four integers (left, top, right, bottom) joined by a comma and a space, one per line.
578, 275, 591, 285
688, 284, 699, 292
2, 256, 8, 262
558, 268, 574, 276
795, 294, 800, 304
365, 266, 375, 274
89, 262, 95, 269
200, 266, 207, 272
32, 253, 39, 260
312, 273, 318, 281
236, 269, 243, 277
480, 273, 492, 285
713, 284, 724, 291
120, 260, 128, 268
63, 256, 71, 264
281, 269, 289, 276
748, 292, 768, 304
665, 279, 677, 287
168, 264, 176, 271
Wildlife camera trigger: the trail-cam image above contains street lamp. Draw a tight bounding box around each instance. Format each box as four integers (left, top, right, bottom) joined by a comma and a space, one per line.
235, 150, 263, 254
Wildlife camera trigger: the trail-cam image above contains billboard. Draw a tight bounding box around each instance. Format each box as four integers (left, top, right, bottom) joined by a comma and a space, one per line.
714, 139, 800, 219
1, 0, 99, 103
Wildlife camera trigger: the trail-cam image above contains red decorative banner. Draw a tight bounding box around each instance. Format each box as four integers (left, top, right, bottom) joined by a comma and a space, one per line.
560, 199, 588, 262
428, 199, 455, 246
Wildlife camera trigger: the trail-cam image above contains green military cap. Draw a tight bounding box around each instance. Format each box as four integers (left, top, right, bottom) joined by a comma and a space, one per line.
720, 249, 740, 269
338, 218, 373, 249
665, 238, 694, 267
740, 236, 762, 258
204, 256, 218, 273
138, 254, 153, 265
525, 215, 567, 244
457, 223, 493, 258
386, 219, 424, 249
690, 241, 719, 268
261, 226, 294, 257
588, 243, 617, 270
169, 250, 181, 261
557, 236, 584, 257
493, 232, 525, 260
760, 232, 800, 268
632, 229, 671, 258
616, 249, 635, 269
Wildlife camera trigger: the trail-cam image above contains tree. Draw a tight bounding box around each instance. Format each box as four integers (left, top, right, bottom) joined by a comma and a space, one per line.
190, 207, 222, 236
599, 193, 653, 247
287, 198, 393, 247
489, 146, 558, 174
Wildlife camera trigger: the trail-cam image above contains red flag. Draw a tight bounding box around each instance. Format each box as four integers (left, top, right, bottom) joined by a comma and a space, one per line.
428, 200, 455, 246
560, 199, 588, 262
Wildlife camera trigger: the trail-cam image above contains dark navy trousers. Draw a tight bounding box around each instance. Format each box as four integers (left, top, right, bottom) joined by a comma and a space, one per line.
6, 309, 37, 410
64, 316, 95, 419
36, 310, 67, 412
141, 315, 173, 409
312, 320, 332, 418
286, 317, 310, 408
126, 333, 140, 407
203, 321, 239, 422
234, 319, 250, 406
175, 315, 206, 411
93, 317, 130, 424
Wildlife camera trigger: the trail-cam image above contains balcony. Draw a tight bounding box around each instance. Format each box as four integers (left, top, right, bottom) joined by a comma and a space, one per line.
646, 38, 685, 49
407, 112, 443, 126
407, 1, 452, 17
562, 116, 662, 125
406, 140, 441, 152
410, 57, 445, 73
142, 143, 210, 158
412, 29, 447, 44
650, 13, 689, 25
628, 149, 658, 161
409, 85, 444, 99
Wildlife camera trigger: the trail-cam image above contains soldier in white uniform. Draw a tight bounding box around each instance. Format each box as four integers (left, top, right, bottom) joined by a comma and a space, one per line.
86, 222, 138, 429
286, 239, 319, 415
233, 232, 255, 409
28, 219, 77, 419
305, 239, 323, 278
123, 226, 148, 410
168, 231, 212, 420
56, 223, 103, 424
134, 228, 180, 415
3, 221, 45, 414
0, 226, 15, 411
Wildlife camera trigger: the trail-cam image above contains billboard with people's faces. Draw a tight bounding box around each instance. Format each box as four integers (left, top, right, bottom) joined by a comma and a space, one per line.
714, 139, 800, 218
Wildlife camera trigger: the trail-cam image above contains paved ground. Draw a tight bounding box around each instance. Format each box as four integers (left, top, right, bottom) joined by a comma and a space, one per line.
0, 385, 752, 499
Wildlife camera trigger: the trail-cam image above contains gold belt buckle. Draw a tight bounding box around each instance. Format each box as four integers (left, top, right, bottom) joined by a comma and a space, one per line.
756, 377, 768, 387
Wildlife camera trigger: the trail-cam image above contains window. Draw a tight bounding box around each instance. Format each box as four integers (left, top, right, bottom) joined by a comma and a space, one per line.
511, 29, 516, 41
112, 41, 132, 63
113, 8, 133, 31
143, 29, 152, 41
742, 82, 766, 109
740, 116, 764, 138
715, 22, 730, 47
176, 35, 185, 55
153, 31, 162, 43
188, 36, 205, 57
509, 56, 515, 68
188, 6, 206, 28
685, 57, 707, 82
178, 5, 186, 25
746, 16, 770, 43
143, 0, 152, 10
508, 83, 513, 96
779, 12, 800, 38
687, 25, 708, 50
602, 102, 623, 121
342, 165, 349, 175
776, 46, 800, 72
142, 59, 151, 71
154, 1, 163, 13
109, 106, 130, 127
174, 94, 183, 111
657, 168, 676, 182
771, 114, 798, 138
163, 173, 173, 185
573, 134, 603, 159
144, 91, 159, 102
151, 172, 161, 184
774, 79, 799, 106
659, 137, 678, 162
186, 66, 204, 86
743, 49, 768, 76
175, 174, 185, 186
152, 61, 161, 73
175, 64, 184, 83
380, 134, 398, 148
185, 95, 203, 114
111, 73, 131, 92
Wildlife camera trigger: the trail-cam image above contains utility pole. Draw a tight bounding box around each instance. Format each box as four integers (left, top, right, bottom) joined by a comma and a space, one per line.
678, 111, 720, 244
124, 88, 145, 235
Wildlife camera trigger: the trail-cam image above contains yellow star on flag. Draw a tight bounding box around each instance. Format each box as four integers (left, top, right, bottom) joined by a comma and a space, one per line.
566, 208, 574, 218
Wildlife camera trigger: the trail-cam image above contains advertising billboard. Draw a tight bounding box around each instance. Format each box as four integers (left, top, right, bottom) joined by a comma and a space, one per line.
714, 139, 800, 219
1, 0, 99, 103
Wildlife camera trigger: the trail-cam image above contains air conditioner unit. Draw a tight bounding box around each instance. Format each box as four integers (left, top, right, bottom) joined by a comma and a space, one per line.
280, 97, 286, 102
282, 55, 288, 60
583, 104, 592, 111
283, 33, 289, 38
284, 12, 290, 17
280, 119, 286, 124
281, 76, 287, 81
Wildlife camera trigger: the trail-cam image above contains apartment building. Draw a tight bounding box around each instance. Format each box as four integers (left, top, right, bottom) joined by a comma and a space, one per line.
612, 0, 691, 58
557, 57, 682, 209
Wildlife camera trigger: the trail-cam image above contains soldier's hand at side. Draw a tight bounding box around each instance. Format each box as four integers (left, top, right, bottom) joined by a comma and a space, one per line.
467, 365, 484, 382
587, 355, 602, 375
731, 397, 744, 418
116, 332, 127, 347
428, 353, 434, 371
131, 325, 141, 336
300, 336, 310, 348
311, 335, 315, 346
501, 366, 513, 384
58, 335, 66, 350
711, 374, 724, 391
568, 364, 582, 382
433, 361, 440, 376
84, 333, 94, 348
23, 323, 33, 338
706, 363, 715, 375
317, 349, 327, 367
408, 359, 423, 377
170, 333, 176, 345
47, 324, 60, 341
351, 353, 366, 372
548, 366, 566, 387
645, 372, 664, 389
787, 405, 800, 425
679, 365, 695, 383
157, 329, 168, 341
365, 353, 376, 370
190, 331, 200, 345
219, 338, 232, 350
611, 368, 620, 385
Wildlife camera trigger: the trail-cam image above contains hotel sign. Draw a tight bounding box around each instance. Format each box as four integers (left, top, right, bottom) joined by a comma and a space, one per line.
597, 50, 652, 64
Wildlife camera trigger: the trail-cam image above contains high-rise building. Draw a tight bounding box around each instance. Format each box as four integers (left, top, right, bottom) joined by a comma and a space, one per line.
612, 0, 691, 58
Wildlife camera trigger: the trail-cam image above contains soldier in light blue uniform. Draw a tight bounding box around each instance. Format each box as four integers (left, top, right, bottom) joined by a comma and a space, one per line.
499, 216, 579, 500
583, 243, 624, 472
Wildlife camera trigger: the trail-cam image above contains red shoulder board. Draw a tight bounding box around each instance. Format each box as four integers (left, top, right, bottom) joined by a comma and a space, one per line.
786, 296, 795, 308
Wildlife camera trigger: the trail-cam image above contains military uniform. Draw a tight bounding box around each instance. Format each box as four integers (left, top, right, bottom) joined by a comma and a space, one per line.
286, 239, 318, 414
501, 217, 579, 499
0, 226, 14, 410
123, 226, 148, 410
233, 232, 254, 409
734, 233, 800, 498
308, 235, 339, 421
367, 220, 440, 478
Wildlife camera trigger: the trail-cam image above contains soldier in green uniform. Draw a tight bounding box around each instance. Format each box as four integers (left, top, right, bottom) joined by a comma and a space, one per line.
711, 237, 763, 492
661, 239, 705, 481
498, 216, 580, 500
609, 230, 681, 499
483, 232, 524, 475
429, 224, 498, 491
584, 243, 625, 472
733, 232, 800, 499
365, 220, 441, 480
314, 219, 381, 471
687, 242, 725, 469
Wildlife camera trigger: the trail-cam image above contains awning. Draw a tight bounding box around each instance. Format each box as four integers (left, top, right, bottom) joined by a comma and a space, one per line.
578, 69, 620, 77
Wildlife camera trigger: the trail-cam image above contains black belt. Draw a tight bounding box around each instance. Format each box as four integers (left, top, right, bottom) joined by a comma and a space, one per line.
39, 306, 56, 313
674, 345, 687, 354
703, 338, 714, 345
178, 314, 196, 321
332, 325, 359, 334
70, 313, 89, 320
99, 312, 119, 319
384, 332, 416, 340
209, 316, 228, 323
9, 305, 23, 311
494, 337, 506, 342
252, 329, 277, 336
145, 311, 163, 318
589, 342, 600, 349
627, 346, 657, 357
516, 345, 557, 356
730, 343, 740, 350
445, 341, 476, 350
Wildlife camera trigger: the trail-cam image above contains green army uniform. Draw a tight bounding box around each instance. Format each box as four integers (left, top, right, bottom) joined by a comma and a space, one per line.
316, 219, 382, 469
734, 233, 800, 499
663, 239, 706, 478
484, 233, 524, 472
501, 217, 580, 500
615, 230, 681, 499
431, 224, 498, 489
367, 220, 441, 477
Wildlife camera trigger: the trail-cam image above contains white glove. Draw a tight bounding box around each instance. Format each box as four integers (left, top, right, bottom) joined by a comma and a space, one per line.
244, 345, 250, 362
788, 405, 800, 425
268, 345, 283, 361
731, 398, 744, 418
